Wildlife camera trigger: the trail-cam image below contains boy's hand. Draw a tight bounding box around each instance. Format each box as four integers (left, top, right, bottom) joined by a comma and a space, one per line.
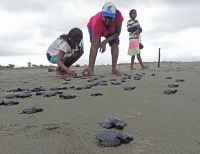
66, 69, 77, 76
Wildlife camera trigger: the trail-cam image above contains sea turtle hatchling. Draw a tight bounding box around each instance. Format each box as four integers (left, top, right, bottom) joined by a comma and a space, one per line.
110, 81, 121, 85
100, 117, 127, 130
96, 130, 134, 147
20, 107, 43, 114
0, 99, 19, 106
91, 92, 103, 96
163, 89, 178, 94
43, 91, 63, 97
123, 86, 136, 91
134, 76, 141, 80
16, 91, 32, 98
59, 94, 76, 99
5, 94, 17, 99
168, 84, 179, 88
175, 79, 185, 82
165, 77, 172, 79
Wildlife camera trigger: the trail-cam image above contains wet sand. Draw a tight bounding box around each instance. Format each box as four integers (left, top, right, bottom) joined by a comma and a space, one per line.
0, 62, 200, 154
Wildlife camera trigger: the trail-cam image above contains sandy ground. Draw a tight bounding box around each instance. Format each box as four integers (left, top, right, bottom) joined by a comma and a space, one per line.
0, 62, 200, 154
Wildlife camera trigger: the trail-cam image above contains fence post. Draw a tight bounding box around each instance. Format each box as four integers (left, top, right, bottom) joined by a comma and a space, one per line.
158, 48, 161, 68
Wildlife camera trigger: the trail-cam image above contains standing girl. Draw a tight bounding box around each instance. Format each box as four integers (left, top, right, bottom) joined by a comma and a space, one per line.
127, 9, 148, 70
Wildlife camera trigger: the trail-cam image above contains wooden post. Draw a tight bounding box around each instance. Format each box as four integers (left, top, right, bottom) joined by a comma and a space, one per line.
158, 48, 161, 68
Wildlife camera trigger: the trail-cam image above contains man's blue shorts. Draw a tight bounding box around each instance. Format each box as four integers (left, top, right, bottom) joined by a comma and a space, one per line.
88, 27, 119, 46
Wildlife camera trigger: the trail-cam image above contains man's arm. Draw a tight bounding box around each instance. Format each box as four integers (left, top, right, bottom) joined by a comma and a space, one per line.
99, 24, 122, 52
88, 36, 100, 67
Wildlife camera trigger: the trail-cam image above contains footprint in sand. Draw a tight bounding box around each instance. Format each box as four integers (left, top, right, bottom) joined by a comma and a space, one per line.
124, 110, 142, 118
24, 123, 60, 139
0, 123, 21, 136
134, 137, 153, 153
42, 123, 60, 130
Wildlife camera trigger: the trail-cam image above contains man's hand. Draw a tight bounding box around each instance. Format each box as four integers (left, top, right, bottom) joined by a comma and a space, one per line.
99, 40, 107, 53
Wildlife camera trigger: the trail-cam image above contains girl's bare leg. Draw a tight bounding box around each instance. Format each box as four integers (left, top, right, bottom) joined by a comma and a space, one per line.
137, 54, 149, 70
130, 55, 135, 70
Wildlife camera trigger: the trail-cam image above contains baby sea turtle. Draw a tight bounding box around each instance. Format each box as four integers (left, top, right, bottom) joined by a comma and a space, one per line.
5, 94, 17, 99
96, 130, 134, 147
59, 94, 76, 99
20, 107, 43, 114
110, 81, 121, 85
123, 86, 136, 91
82, 84, 92, 89
134, 76, 141, 80
121, 75, 131, 80
168, 84, 179, 88
175, 79, 185, 82
100, 117, 127, 130
0, 99, 19, 106
16, 91, 32, 98
109, 78, 117, 81
165, 77, 172, 79
6, 87, 25, 92
120, 79, 126, 82
87, 79, 95, 82
99, 82, 108, 86
50, 87, 62, 90
91, 92, 103, 96
163, 89, 178, 94
29, 87, 46, 92
65, 85, 75, 89
35, 91, 46, 96
134, 77, 141, 80
135, 73, 142, 77
43, 91, 63, 97
122, 73, 130, 76
74, 86, 84, 90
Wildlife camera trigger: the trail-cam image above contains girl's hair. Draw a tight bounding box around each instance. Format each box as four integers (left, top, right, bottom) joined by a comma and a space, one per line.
129, 9, 136, 18
59, 28, 83, 42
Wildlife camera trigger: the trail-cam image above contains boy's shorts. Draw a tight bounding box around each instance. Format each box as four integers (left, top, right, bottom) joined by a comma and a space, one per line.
88, 27, 119, 46
47, 53, 57, 64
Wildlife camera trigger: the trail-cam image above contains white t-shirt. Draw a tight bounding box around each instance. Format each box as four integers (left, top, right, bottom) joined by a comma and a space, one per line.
47, 38, 83, 57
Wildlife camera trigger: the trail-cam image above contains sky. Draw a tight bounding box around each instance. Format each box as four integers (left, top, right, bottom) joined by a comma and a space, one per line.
0, 0, 200, 67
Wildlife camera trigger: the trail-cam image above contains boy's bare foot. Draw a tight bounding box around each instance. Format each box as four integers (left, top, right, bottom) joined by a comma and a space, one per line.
141, 65, 149, 70
112, 69, 121, 76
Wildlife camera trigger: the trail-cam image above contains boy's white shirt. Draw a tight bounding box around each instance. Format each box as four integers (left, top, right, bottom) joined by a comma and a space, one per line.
47, 38, 84, 57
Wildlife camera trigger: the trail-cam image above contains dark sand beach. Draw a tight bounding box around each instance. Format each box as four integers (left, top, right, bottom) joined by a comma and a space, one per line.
0, 62, 200, 154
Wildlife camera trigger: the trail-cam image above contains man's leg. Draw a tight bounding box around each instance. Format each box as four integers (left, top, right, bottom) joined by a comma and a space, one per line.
109, 36, 121, 75
111, 43, 121, 75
